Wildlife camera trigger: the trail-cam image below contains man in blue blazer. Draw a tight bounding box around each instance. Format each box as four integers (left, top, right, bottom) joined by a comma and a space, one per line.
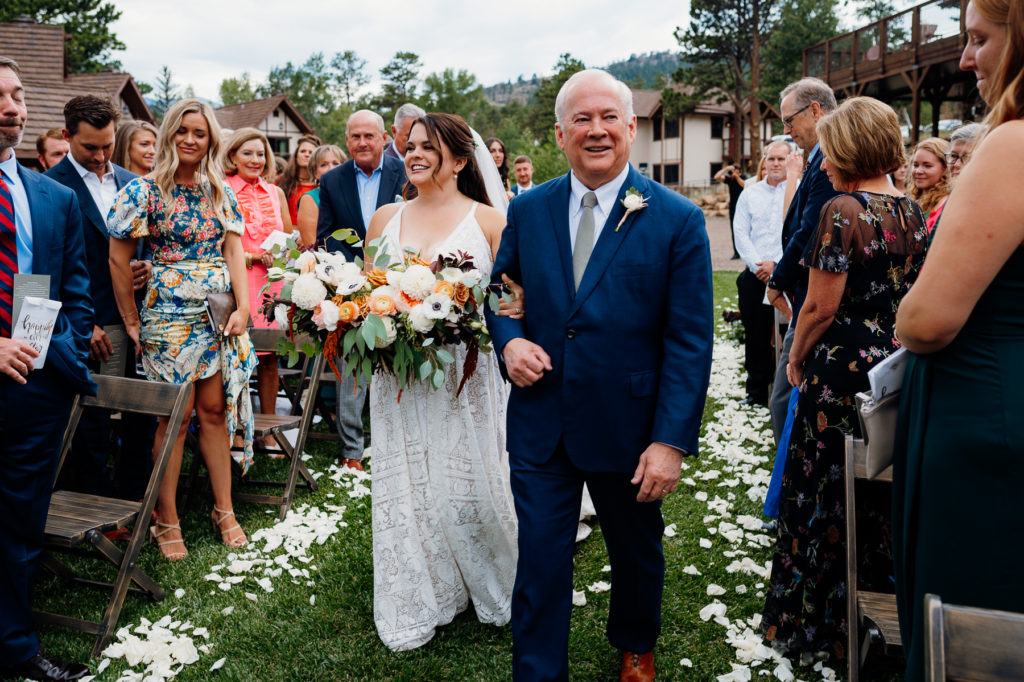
765, 78, 839, 440
0, 56, 95, 681
46, 95, 156, 500
315, 110, 406, 469
486, 70, 713, 682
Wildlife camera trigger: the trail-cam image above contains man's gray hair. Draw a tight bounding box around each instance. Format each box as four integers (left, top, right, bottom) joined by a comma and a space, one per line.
393, 103, 426, 129
554, 69, 634, 126
0, 56, 21, 77
780, 77, 837, 113
950, 122, 986, 144
765, 139, 793, 156
346, 109, 386, 136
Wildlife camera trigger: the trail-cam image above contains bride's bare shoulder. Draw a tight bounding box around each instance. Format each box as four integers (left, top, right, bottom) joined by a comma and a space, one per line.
474, 203, 507, 233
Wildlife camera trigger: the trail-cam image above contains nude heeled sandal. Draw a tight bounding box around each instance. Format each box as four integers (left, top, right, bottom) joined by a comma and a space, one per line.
150, 521, 188, 561
211, 506, 247, 548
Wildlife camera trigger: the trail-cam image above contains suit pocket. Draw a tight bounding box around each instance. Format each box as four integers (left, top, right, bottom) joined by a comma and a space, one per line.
630, 370, 658, 398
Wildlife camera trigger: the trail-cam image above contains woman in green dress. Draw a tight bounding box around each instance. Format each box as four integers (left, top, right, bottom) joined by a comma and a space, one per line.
893, 1, 1024, 678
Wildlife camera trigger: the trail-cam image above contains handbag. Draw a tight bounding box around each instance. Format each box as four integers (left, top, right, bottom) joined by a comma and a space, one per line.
205, 291, 253, 336
855, 390, 900, 479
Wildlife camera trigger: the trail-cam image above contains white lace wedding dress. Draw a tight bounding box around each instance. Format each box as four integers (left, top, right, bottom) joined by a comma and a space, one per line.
370, 202, 518, 651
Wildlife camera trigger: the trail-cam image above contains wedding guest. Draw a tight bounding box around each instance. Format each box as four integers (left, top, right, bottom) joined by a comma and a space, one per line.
35, 127, 68, 170
908, 137, 950, 225
761, 96, 928, 662
271, 155, 287, 183
222, 127, 291, 448
107, 99, 256, 560
510, 155, 534, 196
0, 55, 95, 682
485, 136, 510, 191
296, 143, 344, 246
112, 120, 158, 176
277, 133, 321, 224
926, 122, 986, 231
893, 1, 1024, 678
890, 157, 908, 193
46, 95, 156, 502
714, 160, 747, 259
384, 102, 425, 161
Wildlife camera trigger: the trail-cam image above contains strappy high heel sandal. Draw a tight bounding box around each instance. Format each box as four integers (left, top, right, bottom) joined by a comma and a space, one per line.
150, 521, 188, 561
211, 506, 247, 548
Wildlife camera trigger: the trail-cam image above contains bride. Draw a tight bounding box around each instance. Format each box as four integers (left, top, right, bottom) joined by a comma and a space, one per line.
363, 112, 518, 651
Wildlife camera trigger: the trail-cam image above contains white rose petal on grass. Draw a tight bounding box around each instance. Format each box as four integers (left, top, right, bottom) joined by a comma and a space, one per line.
601, 565, 611, 573
210, 657, 226, 671
572, 590, 587, 607
699, 601, 727, 622
174, 588, 185, 599
716, 663, 753, 682
588, 581, 611, 593
96, 658, 111, 673
310, 595, 316, 606
245, 592, 258, 602
700, 538, 713, 549
664, 523, 677, 537
695, 491, 709, 502
680, 658, 693, 668
221, 606, 234, 616
707, 584, 727, 596
736, 584, 748, 594
683, 565, 702, 576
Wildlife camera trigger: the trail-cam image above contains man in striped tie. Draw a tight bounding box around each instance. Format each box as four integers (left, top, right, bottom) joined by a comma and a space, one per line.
0, 56, 95, 681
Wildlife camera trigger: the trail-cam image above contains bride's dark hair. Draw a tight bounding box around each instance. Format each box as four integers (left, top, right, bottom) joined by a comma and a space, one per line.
404, 113, 492, 207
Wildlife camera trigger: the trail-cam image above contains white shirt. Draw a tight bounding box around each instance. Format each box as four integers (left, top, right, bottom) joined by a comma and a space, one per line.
733, 178, 787, 274
0, 154, 33, 273
66, 152, 117, 218
516, 182, 533, 193
568, 164, 630, 252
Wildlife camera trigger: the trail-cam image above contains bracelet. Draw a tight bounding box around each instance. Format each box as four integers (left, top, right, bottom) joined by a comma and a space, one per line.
244, 252, 253, 269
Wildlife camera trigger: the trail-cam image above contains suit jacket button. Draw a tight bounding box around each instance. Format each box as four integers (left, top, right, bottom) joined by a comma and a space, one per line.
566, 329, 576, 339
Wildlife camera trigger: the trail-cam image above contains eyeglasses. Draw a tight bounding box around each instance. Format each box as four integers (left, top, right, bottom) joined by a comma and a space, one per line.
945, 152, 970, 165
782, 104, 811, 129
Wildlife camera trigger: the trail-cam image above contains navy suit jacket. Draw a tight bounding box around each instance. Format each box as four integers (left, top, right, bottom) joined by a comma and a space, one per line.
768, 146, 840, 317
17, 163, 96, 396
315, 156, 407, 260
45, 156, 137, 328
485, 166, 714, 473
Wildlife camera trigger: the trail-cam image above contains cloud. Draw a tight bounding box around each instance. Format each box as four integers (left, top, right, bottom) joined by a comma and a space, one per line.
110, 0, 688, 101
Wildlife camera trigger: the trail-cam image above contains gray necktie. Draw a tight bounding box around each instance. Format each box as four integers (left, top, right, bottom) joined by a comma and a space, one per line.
572, 191, 598, 291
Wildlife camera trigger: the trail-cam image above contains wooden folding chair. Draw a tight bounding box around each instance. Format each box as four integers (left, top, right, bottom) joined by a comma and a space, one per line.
228, 329, 324, 519
36, 375, 193, 658
845, 435, 902, 681
925, 593, 1024, 681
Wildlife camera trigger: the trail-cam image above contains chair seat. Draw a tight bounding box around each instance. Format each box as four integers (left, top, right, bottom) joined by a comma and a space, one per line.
252, 413, 301, 437
44, 491, 140, 547
860, 591, 903, 652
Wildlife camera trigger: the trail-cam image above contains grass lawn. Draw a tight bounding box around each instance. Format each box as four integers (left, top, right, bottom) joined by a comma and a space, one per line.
30, 271, 890, 681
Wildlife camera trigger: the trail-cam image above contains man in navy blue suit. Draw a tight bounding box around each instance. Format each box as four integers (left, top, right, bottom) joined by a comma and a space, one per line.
46, 95, 156, 501
315, 109, 406, 469
486, 69, 713, 682
765, 78, 839, 440
0, 56, 95, 682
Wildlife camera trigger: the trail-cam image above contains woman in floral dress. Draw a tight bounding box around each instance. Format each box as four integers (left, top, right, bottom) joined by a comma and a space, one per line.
761, 97, 929, 659
107, 99, 256, 560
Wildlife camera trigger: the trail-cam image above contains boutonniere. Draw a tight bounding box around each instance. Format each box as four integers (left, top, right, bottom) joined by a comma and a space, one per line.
616, 187, 648, 231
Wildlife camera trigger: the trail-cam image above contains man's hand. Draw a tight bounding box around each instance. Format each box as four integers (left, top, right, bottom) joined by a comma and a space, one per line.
754, 260, 775, 283
89, 325, 113, 361
786, 150, 804, 178
0, 337, 39, 384
632, 442, 684, 502
502, 338, 552, 388
496, 274, 525, 320
766, 287, 793, 322
130, 259, 152, 291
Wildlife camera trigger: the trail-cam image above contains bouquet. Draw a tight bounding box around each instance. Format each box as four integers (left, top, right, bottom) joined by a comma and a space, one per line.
259, 230, 498, 395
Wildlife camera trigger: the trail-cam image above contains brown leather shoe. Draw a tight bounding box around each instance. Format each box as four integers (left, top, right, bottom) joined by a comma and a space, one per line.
620, 650, 655, 682
342, 458, 364, 471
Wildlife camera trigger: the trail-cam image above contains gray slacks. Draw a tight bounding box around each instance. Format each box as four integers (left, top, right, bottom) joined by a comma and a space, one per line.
769, 323, 795, 444
335, 368, 368, 461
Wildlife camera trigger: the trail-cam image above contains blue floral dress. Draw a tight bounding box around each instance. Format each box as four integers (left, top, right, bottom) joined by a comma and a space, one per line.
762, 192, 928, 657
107, 177, 258, 471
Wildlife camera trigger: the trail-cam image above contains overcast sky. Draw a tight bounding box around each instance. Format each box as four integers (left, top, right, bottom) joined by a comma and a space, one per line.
108, 0, 689, 102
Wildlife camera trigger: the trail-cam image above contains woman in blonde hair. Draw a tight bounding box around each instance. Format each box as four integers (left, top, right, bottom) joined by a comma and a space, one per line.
277, 133, 321, 224
761, 96, 928, 661
894, 0, 1024, 678
295, 143, 345, 246
908, 136, 951, 223
222, 127, 292, 448
112, 120, 158, 176
106, 99, 256, 560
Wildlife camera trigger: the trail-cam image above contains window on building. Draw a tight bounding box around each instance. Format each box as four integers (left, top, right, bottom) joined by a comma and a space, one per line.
664, 118, 680, 139
710, 162, 723, 179
663, 164, 680, 185
273, 108, 280, 118
652, 115, 662, 141
268, 137, 289, 155
653, 164, 662, 183
711, 116, 724, 139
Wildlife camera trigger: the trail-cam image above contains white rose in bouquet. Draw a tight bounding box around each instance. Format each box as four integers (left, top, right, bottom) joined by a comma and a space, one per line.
385, 270, 403, 288
314, 299, 341, 331
295, 251, 318, 274
291, 272, 328, 310
423, 292, 452, 320
400, 264, 437, 300
408, 303, 435, 333
283, 270, 299, 283
378, 316, 398, 347
267, 266, 286, 281
460, 269, 483, 287
439, 267, 464, 283
274, 304, 290, 330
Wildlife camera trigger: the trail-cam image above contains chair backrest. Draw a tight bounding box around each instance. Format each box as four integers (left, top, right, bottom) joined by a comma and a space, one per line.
246, 328, 314, 355
925, 593, 1024, 682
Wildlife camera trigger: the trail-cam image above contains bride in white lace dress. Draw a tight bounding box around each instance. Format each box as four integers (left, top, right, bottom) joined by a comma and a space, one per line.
363, 113, 518, 651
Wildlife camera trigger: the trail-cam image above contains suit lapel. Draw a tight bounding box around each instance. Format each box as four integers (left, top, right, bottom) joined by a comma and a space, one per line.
569, 168, 646, 316
55, 158, 107, 237
338, 163, 363, 233
546, 175, 575, 299
19, 167, 54, 281
375, 158, 401, 210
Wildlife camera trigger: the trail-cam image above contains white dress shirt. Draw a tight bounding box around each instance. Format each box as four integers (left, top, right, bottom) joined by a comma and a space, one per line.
568, 164, 630, 253
733, 178, 787, 274
0, 154, 33, 273
66, 152, 117, 218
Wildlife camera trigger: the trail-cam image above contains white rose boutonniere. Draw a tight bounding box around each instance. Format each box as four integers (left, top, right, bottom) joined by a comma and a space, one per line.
616, 187, 649, 231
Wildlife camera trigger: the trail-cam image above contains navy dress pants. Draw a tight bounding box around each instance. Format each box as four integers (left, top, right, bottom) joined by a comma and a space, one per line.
0, 369, 74, 665
509, 441, 665, 682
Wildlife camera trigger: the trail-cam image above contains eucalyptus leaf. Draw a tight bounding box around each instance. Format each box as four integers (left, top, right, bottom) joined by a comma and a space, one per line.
288, 350, 299, 368
431, 368, 444, 389
301, 342, 317, 357
343, 327, 357, 356
488, 291, 500, 313
422, 338, 434, 347
281, 284, 292, 299
436, 348, 454, 364
418, 361, 432, 381
361, 322, 377, 350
